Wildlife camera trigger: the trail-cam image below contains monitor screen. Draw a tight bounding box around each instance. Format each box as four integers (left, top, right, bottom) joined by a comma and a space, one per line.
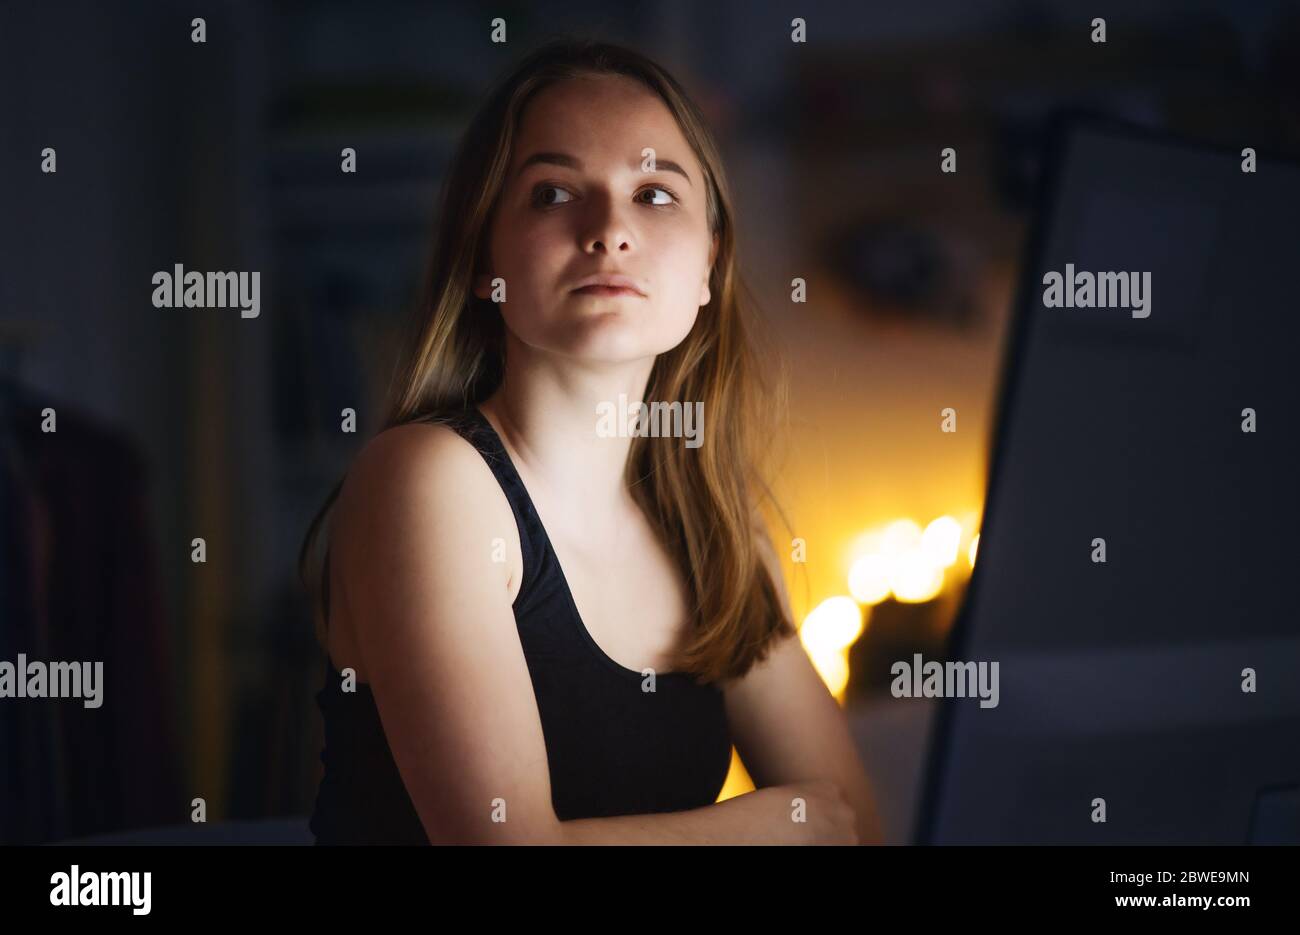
921, 121, 1300, 845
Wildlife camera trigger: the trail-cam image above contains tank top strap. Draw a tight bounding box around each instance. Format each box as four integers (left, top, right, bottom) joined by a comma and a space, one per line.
439, 406, 545, 604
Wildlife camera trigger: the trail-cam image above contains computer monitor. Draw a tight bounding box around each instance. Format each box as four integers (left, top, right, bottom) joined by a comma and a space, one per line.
917, 119, 1300, 845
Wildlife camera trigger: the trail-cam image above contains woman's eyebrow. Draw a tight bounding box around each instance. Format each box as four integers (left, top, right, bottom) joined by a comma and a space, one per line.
515, 151, 693, 187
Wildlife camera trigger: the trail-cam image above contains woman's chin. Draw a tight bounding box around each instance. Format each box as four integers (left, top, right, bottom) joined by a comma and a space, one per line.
511, 309, 694, 363
558, 328, 679, 364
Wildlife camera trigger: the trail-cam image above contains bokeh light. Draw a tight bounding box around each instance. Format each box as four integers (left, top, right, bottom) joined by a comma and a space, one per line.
890, 547, 944, 602
800, 596, 864, 651
921, 515, 962, 568
880, 518, 923, 555
848, 552, 894, 605
799, 596, 864, 700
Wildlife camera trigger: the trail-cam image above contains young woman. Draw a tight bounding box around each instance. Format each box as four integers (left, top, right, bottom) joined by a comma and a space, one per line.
300, 37, 882, 845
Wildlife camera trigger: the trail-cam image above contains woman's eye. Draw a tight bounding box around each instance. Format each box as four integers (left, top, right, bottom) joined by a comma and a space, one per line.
534, 185, 573, 207
637, 186, 677, 206
533, 184, 676, 208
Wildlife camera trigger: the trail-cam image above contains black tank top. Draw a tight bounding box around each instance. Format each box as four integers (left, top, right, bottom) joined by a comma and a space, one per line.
309, 406, 733, 844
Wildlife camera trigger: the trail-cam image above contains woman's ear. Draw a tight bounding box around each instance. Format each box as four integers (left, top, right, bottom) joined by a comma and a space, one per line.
472, 271, 493, 301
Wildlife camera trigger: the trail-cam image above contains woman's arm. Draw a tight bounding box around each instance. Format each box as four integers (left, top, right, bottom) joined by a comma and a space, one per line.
719, 527, 886, 845
559, 778, 856, 844
333, 425, 848, 845
334, 423, 561, 844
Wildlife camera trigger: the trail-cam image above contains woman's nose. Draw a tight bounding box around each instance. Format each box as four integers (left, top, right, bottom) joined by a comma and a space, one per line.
580, 192, 635, 254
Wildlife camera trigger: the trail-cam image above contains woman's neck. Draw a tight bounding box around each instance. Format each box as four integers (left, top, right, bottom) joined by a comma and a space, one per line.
478, 351, 656, 525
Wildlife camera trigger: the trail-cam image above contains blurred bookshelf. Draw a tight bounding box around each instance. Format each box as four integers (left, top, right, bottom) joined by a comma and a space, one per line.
244, 63, 479, 818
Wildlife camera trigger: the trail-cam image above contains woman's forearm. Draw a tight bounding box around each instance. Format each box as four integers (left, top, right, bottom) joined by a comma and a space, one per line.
557, 788, 792, 845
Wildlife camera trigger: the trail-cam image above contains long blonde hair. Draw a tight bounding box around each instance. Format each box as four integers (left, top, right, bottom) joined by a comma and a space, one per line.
300, 37, 795, 684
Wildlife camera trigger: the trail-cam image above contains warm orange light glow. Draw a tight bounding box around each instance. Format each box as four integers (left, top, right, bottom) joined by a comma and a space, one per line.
800, 596, 864, 652
880, 518, 923, 555
810, 648, 850, 699
845, 515, 967, 607
921, 515, 962, 568
716, 747, 755, 801
800, 597, 862, 700
891, 548, 944, 602
848, 553, 893, 605
812, 509, 986, 708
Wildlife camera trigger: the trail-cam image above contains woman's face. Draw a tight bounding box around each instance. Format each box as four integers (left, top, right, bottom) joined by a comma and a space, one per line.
474, 74, 717, 365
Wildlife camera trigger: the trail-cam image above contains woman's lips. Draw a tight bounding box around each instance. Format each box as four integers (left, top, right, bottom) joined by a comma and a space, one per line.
572, 285, 644, 297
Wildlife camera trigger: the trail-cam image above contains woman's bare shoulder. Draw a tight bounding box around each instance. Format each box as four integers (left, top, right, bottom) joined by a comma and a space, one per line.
346, 419, 481, 486
330, 419, 519, 587
324, 418, 525, 674
337, 420, 501, 510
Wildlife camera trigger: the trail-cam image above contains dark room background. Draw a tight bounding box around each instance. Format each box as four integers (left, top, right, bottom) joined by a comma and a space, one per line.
1, 0, 1295, 844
